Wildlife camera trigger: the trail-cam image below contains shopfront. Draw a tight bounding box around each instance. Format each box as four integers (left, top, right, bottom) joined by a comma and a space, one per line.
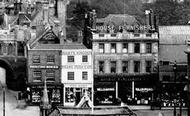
28, 83, 63, 105
94, 82, 117, 106
160, 82, 187, 107
64, 84, 92, 107
95, 73, 158, 106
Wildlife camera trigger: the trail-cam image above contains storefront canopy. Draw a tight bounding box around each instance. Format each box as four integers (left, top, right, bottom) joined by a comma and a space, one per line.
49, 106, 136, 116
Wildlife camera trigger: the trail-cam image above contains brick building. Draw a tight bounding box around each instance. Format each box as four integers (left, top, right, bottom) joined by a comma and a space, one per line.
27, 28, 63, 105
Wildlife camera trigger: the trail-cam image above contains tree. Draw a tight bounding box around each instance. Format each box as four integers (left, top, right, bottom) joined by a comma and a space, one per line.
143, 0, 190, 25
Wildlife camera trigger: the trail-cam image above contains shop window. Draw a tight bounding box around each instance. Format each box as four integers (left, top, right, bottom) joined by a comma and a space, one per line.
111, 61, 116, 73
32, 90, 41, 103
47, 55, 55, 63
122, 43, 128, 53
46, 70, 55, 81
82, 72, 88, 80
32, 55, 40, 64
134, 43, 140, 53
82, 55, 88, 62
67, 56, 74, 62
99, 43, 104, 53
134, 61, 140, 73
122, 61, 128, 73
111, 43, 116, 53
146, 61, 152, 73
99, 61, 104, 73
146, 43, 152, 53
68, 72, 74, 80
33, 70, 42, 82
65, 88, 74, 103
52, 89, 61, 103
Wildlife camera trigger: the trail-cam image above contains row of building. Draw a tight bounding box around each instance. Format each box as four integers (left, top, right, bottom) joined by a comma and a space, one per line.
0, 0, 189, 108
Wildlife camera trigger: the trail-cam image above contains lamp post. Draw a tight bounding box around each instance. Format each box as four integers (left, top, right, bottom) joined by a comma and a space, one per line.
173, 61, 177, 116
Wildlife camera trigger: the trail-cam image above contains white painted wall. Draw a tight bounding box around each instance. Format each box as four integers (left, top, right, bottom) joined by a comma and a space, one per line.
0, 67, 6, 86
61, 49, 93, 84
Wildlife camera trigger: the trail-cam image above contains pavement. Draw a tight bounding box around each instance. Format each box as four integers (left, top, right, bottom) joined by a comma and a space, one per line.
133, 109, 187, 116
0, 86, 40, 116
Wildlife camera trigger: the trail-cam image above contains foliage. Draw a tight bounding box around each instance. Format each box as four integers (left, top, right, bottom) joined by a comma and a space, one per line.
143, 0, 190, 25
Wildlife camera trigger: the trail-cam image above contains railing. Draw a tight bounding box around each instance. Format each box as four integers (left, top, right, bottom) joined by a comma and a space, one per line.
93, 32, 158, 40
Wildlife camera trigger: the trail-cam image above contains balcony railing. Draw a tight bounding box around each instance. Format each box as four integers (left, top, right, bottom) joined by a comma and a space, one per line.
93, 32, 158, 40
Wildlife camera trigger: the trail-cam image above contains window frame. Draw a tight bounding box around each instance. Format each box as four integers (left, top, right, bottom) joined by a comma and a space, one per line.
47, 55, 55, 64
46, 70, 55, 81
111, 43, 116, 53
134, 43, 140, 53
146, 43, 152, 53
68, 72, 74, 80
99, 43, 105, 53
110, 61, 116, 73
32, 55, 40, 64
134, 61, 140, 73
33, 70, 42, 82
82, 71, 88, 80
82, 55, 88, 62
122, 61, 128, 73
67, 56, 75, 62
98, 61, 104, 73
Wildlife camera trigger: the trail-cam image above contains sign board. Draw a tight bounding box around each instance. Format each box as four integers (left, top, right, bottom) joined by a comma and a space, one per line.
62, 65, 92, 69
97, 88, 115, 91
30, 65, 59, 69
64, 84, 92, 88
62, 51, 92, 55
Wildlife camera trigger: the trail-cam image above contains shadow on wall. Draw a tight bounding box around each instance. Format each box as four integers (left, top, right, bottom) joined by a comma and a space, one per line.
0, 58, 27, 91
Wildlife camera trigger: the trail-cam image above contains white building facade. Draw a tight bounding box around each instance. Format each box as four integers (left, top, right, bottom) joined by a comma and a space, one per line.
61, 49, 93, 107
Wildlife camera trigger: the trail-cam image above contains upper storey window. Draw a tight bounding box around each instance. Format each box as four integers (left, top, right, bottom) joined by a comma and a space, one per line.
134, 43, 140, 53
111, 43, 116, 53
99, 43, 104, 53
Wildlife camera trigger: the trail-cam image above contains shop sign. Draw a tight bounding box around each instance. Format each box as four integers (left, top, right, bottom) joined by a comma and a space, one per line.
30, 65, 59, 69
62, 51, 91, 55
65, 84, 92, 88
135, 88, 153, 92
31, 85, 62, 89
97, 88, 115, 91
62, 65, 92, 69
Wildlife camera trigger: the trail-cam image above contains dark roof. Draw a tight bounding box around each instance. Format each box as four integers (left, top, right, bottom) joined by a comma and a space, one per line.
32, 43, 87, 50
96, 14, 138, 26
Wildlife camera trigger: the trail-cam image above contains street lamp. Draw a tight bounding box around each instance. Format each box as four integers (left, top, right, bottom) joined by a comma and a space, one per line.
173, 61, 177, 116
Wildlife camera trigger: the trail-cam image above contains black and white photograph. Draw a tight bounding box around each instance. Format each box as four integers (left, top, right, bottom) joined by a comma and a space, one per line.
0, 0, 190, 116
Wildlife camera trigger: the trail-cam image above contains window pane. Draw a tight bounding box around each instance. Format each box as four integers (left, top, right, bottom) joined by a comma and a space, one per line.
46, 70, 55, 81
99, 61, 104, 73
134, 61, 140, 73
122, 43, 128, 53
99, 43, 104, 53
111, 61, 116, 73
111, 43, 116, 53
82, 55, 88, 62
134, 43, 140, 53
146, 43, 152, 53
33, 70, 42, 82
146, 61, 152, 73
68, 72, 74, 80
82, 72, 88, 80
47, 55, 55, 63
68, 56, 74, 62
65, 88, 74, 103
122, 61, 128, 73
33, 55, 40, 64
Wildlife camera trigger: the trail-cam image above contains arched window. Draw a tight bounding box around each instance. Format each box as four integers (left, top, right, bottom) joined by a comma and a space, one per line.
8, 43, 14, 55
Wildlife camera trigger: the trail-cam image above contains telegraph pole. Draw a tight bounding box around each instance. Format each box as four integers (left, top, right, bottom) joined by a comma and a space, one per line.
3, 86, 5, 116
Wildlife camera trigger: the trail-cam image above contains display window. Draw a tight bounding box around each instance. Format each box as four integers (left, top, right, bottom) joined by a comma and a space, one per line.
65, 87, 92, 105
31, 90, 41, 103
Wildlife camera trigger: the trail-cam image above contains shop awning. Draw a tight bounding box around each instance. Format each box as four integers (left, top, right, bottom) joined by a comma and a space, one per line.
94, 73, 158, 82
49, 106, 136, 116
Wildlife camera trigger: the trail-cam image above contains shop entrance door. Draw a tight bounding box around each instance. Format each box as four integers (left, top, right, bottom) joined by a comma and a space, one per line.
76, 91, 81, 105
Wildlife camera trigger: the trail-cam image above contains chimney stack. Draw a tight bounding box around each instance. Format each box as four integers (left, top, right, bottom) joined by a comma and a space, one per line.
42, 1, 49, 25
57, 0, 70, 45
